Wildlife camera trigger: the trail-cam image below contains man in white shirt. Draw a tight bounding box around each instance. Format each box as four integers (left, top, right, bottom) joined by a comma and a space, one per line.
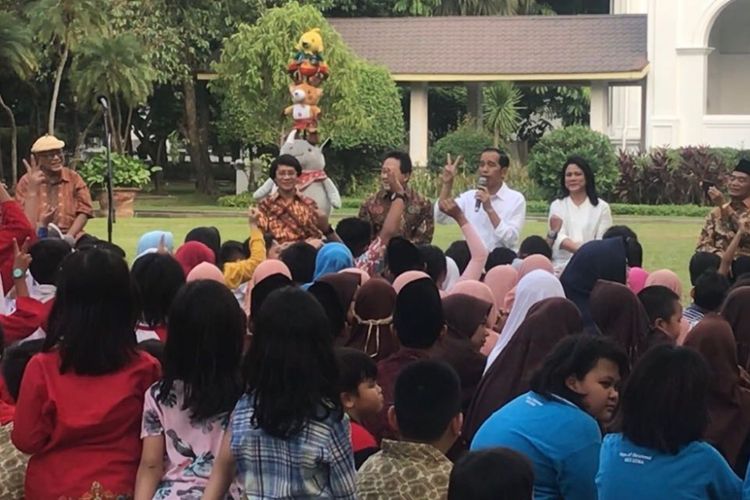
434, 148, 526, 251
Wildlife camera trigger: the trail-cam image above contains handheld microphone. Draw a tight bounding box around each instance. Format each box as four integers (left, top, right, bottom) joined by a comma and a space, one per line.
475, 176, 488, 212
97, 95, 109, 111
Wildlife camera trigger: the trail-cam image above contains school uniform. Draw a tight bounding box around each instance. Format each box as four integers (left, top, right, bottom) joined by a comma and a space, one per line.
597, 433, 741, 500
471, 391, 600, 500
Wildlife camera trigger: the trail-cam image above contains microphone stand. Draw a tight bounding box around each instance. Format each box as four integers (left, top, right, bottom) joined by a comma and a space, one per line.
101, 105, 115, 243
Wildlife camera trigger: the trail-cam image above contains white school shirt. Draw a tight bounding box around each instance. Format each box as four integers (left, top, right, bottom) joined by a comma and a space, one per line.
548, 196, 613, 274
435, 183, 527, 251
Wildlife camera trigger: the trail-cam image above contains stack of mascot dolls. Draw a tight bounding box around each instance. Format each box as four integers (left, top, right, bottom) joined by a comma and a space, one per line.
253, 28, 342, 216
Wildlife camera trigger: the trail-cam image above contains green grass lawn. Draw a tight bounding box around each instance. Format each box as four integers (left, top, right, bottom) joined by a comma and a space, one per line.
87, 213, 704, 298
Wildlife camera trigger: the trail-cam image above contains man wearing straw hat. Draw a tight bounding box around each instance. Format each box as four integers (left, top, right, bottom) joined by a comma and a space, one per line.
15, 134, 93, 238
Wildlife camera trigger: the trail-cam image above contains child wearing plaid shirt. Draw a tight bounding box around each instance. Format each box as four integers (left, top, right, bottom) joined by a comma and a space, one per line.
204, 287, 357, 499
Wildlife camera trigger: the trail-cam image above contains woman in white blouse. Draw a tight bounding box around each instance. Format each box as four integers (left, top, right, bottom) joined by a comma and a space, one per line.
546, 156, 613, 274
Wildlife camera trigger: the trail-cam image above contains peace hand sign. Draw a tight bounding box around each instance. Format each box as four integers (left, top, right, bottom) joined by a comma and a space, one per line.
441, 154, 463, 184
23, 155, 45, 188
13, 237, 32, 275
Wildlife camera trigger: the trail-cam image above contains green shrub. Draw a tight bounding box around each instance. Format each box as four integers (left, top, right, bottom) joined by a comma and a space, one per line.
217, 192, 254, 208
429, 119, 494, 172
525, 200, 711, 217
78, 153, 160, 190
527, 125, 618, 199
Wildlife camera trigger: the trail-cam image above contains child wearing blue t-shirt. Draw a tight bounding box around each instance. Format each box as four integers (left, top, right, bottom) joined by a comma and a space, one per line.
471, 335, 627, 500
597, 345, 741, 499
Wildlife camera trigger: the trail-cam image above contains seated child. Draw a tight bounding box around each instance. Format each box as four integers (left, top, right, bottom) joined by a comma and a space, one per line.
357, 360, 462, 500
448, 447, 534, 500
336, 347, 384, 468
637, 285, 683, 345
683, 270, 729, 328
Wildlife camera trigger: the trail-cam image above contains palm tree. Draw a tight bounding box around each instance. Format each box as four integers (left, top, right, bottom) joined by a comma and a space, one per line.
70, 33, 156, 154
27, 0, 108, 134
0, 12, 37, 186
394, 0, 441, 15
483, 82, 522, 147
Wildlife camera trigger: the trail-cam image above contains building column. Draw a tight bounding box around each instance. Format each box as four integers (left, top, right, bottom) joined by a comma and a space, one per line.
409, 82, 429, 167
675, 47, 712, 146
590, 81, 610, 134
467, 82, 483, 129
640, 79, 648, 150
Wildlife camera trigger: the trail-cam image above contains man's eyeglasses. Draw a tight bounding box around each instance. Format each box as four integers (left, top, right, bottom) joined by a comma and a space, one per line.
36, 150, 63, 159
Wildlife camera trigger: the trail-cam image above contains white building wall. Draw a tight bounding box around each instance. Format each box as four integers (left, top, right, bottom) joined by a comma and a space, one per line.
612, 0, 750, 149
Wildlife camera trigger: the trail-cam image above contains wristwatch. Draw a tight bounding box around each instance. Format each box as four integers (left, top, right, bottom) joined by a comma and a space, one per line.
12, 267, 26, 280
391, 192, 407, 202
547, 230, 559, 241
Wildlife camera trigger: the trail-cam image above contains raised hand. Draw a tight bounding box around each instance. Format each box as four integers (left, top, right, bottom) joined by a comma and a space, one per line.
13, 237, 32, 275
39, 206, 57, 227
441, 153, 463, 185
248, 207, 260, 226
23, 155, 45, 188
550, 215, 563, 233
707, 186, 725, 208
386, 167, 404, 195
438, 197, 467, 225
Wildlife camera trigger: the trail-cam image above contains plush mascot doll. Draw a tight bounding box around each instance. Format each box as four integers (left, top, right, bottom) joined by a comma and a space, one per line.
252, 131, 341, 216
288, 28, 329, 81
284, 82, 322, 136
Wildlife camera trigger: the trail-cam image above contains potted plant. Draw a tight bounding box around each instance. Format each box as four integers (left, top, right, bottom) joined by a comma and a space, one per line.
78, 153, 161, 218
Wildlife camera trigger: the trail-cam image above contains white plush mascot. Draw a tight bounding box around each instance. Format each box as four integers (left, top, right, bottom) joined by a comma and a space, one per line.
252, 130, 341, 216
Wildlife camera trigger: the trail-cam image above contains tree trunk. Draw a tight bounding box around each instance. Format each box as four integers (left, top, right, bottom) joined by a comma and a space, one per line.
0, 93, 19, 187
182, 76, 214, 194
48, 45, 69, 135
71, 109, 102, 169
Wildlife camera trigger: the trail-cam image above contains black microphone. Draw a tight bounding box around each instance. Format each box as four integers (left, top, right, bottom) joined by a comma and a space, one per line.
475, 176, 488, 212
97, 95, 109, 111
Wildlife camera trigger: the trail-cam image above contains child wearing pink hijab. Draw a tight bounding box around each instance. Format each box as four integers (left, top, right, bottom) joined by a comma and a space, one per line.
483, 265, 519, 323
450, 280, 500, 357
503, 254, 555, 311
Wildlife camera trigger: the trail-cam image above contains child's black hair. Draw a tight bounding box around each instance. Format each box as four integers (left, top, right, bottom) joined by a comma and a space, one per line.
160, 280, 245, 421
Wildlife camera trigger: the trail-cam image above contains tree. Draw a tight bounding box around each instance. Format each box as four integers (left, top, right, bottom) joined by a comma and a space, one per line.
0, 11, 37, 186
27, 0, 108, 135
70, 33, 156, 154
482, 82, 521, 147
437, 0, 541, 15
213, 2, 404, 151
394, 0, 440, 15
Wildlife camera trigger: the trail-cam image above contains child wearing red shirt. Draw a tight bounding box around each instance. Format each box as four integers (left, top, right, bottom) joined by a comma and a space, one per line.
336, 347, 384, 468
11, 248, 161, 499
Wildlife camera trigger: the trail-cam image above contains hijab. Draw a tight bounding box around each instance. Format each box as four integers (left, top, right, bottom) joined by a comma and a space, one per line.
684, 315, 750, 468
590, 280, 650, 363
136, 230, 174, 256
433, 293, 492, 411
465, 298, 582, 443
393, 270, 431, 294
308, 280, 346, 340
721, 287, 750, 370
645, 269, 683, 296
483, 265, 519, 314
442, 257, 460, 292
307, 243, 354, 286
560, 238, 627, 331
174, 241, 215, 277
317, 272, 362, 319
485, 270, 565, 371
627, 267, 650, 294
347, 278, 398, 361
451, 280, 500, 356
243, 260, 292, 315
338, 267, 370, 285
185, 226, 221, 263
503, 255, 554, 311
518, 254, 554, 278
186, 262, 225, 284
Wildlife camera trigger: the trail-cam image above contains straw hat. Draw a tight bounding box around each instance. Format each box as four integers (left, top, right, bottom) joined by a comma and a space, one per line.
31, 134, 65, 153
